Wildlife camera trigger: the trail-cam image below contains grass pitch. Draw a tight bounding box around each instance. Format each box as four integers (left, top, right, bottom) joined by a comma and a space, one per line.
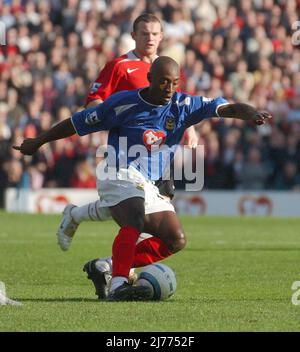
0, 212, 299, 332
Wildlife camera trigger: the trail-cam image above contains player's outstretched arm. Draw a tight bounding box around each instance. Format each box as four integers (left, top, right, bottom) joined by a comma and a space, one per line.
217, 103, 272, 125
13, 118, 76, 155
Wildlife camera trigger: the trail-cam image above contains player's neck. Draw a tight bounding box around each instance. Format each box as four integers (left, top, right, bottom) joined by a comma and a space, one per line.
132, 49, 157, 64
140, 88, 157, 105
140, 88, 166, 106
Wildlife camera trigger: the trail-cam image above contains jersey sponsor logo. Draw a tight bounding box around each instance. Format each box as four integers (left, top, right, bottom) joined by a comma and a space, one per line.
165, 117, 175, 130
143, 129, 166, 150
85, 110, 101, 125
127, 68, 139, 74
90, 82, 102, 94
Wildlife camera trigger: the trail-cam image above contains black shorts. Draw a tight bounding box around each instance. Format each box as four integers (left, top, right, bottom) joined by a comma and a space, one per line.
155, 174, 175, 199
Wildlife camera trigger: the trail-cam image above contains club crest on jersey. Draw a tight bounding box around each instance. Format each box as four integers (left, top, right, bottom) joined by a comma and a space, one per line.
85, 111, 101, 125
165, 117, 175, 130
143, 130, 166, 151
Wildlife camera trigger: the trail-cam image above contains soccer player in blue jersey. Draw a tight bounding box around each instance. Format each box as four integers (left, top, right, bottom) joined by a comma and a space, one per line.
14, 57, 271, 301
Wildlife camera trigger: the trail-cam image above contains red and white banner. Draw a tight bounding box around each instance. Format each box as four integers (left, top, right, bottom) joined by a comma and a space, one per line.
173, 191, 299, 217
5, 188, 98, 214
4, 188, 300, 217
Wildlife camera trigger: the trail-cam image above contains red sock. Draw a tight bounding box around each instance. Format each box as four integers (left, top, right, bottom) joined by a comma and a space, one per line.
112, 226, 140, 278
132, 237, 173, 268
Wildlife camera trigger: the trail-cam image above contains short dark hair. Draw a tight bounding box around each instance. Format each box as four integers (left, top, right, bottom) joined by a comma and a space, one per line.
133, 13, 162, 33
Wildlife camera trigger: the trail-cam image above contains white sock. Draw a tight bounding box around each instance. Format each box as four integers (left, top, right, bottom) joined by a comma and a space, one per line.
71, 200, 110, 223
110, 277, 128, 292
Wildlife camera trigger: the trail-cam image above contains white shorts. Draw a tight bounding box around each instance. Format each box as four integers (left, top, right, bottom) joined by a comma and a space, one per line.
96, 166, 175, 216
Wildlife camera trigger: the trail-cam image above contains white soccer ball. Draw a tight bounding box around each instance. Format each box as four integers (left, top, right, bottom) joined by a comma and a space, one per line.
136, 263, 177, 300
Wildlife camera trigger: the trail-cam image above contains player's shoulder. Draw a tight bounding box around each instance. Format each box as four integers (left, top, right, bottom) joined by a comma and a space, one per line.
103, 89, 141, 117
111, 54, 129, 65
102, 55, 128, 71
172, 92, 219, 107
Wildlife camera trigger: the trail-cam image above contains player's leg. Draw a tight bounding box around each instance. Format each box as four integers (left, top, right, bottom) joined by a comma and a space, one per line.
84, 197, 152, 301
83, 167, 172, 301
56, 201, 111, 251
146, 210, 186, 253
134, 150, 175, 250
83, 210, 183, 300
86, 210, 184, 299
106, 197, 153, 301
128, 174, 184, 267
131, 210, 186, 268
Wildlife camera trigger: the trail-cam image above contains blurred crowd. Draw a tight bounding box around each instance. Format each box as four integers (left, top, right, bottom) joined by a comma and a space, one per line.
1, 0, 300, 207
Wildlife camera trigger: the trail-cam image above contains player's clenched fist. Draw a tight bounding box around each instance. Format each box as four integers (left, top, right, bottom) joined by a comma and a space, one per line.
13, 138, 42, 155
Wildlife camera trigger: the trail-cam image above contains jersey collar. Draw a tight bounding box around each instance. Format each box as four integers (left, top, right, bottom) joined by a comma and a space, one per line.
138, 88, 172, 107
127, 50, 159, 62
126, 51, 142, 61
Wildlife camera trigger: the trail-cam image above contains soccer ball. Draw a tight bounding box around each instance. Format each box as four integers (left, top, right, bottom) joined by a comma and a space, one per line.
136, 263, 177, 300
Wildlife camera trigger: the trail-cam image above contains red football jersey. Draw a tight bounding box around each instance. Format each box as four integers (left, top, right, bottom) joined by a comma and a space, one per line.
86, 51, 155, 104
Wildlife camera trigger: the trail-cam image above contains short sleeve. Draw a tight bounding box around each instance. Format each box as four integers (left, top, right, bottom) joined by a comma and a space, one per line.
185, 96, 229, 127
71, 99, 119, 136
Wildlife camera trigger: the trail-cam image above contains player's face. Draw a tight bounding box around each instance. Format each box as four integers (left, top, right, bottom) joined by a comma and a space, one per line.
149, 67, 180, 105
132, 21, 163, 57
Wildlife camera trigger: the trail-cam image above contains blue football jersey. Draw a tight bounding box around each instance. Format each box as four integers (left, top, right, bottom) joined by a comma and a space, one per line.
71, 89, 228, 180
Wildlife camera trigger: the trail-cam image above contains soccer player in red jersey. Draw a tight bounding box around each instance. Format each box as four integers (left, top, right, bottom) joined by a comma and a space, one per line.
86, 14, 166, 107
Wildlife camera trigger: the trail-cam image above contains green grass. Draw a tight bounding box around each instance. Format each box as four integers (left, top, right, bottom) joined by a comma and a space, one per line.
0, 212, 300, 331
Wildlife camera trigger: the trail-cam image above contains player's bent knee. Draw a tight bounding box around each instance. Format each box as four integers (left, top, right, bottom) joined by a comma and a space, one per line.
166, 231, 187, 253
173, 236, 187, 253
